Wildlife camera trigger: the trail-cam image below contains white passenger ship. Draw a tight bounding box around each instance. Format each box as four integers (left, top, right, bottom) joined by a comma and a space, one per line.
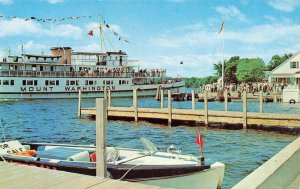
0, 47, 184, 99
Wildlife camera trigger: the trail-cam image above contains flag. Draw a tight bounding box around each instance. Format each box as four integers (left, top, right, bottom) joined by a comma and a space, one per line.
218, 22, 224, 34
180, 61, 183, 64
195, 129, 204, 156
87, 30, 93, 36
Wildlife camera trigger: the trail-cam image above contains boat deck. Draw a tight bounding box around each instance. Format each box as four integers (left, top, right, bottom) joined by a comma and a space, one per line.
0, 161, 168, 189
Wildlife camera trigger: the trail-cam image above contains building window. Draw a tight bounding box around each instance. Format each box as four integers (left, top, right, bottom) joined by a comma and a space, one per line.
10, 80, 14, 85
27, 80, 33, 85
50, 80, 56, 85
290, 61, 299, 68
3, 80, 9, 85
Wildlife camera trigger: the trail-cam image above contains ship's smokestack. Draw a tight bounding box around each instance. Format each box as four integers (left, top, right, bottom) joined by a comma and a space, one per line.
50, 47, 72, 64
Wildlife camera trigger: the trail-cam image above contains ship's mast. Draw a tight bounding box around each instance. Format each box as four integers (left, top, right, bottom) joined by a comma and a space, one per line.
99, 24, 107, 53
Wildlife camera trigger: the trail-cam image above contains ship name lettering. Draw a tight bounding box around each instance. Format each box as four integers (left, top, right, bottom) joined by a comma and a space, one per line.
65, 86, 115, 92
20, 87, 53, 92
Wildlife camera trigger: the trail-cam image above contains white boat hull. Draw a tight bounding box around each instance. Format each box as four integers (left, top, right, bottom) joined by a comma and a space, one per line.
141, 162, 225, 189
0, 76, 184, 99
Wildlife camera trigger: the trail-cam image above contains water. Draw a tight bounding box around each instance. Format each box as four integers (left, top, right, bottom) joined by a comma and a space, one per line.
0, 98, 298, 189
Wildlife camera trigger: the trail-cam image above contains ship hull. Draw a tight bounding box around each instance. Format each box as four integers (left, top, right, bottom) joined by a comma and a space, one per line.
0, 76, 184, 99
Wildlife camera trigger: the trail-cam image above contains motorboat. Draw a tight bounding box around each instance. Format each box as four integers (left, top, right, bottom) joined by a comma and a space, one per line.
0, 138, 225, 189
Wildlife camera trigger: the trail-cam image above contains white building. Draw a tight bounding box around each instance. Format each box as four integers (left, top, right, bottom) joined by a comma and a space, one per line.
268, 51, 300, 86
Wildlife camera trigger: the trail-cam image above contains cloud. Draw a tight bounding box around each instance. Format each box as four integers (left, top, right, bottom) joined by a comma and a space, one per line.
216, 5, 247, 22
0, 0, 12, 5
0, 18, 42, 37
74, 43, 100, 52
43, 0, 63, 4
225, 23, 300, 45
147, 21, 300, 76
0, 18, 83, 39
267, 0, 300, 12
17, 41, 47, 53
0, 48, 5, 59
141, 54, 222, 77
44, 24, 83, 39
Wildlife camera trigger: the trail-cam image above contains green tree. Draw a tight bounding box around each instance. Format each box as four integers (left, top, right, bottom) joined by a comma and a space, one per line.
267, 53, 293, 71
224, 56, 239, 84
184, 76, 218, 88
213, 56, 240, 84
236, 58, 266, 82
213, 62, 222, 77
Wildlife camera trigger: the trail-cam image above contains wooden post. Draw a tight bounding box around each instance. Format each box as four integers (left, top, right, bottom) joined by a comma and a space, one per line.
204, 90, 208, 126
259, 90, 263, 113
224, 89, 228, 111
95, 98, 107, 178
192, 90, 195, 110
155, 87, 160, 100
168, 90, 172, 127
160, 88, 164, 109
77, 89, 82, 118
108, 90, 111, 107
133, 89, 138, 122
242, 91, 247, 129
104, 86, 107, 99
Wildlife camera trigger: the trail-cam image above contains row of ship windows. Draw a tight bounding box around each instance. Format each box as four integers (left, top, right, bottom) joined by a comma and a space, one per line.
0, 80, 14, 85
0, 79, 129, 86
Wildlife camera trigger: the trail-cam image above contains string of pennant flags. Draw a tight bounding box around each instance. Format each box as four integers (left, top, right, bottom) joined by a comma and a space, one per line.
87, 23, 129, 43
0, 15, 93, 22
0, 14, 129, 43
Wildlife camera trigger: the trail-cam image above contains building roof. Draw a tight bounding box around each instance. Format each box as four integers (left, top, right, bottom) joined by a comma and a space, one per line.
50, 47, 72, 50
23, 54, 62, 58
271, 50, 300, 73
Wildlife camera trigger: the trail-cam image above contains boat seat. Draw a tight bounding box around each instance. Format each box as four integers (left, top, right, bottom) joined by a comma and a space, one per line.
89, 147, 119, 162
35, 147, 90, 162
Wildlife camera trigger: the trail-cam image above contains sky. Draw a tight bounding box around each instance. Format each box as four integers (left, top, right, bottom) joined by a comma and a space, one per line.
0, 0, 300, 77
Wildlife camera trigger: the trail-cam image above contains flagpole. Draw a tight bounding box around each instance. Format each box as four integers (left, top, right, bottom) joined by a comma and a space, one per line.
221, 23, 225, 89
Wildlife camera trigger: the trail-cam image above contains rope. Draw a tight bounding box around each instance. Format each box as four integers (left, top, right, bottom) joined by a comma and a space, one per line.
0, 155, 7, 162
118, 163, 143, 180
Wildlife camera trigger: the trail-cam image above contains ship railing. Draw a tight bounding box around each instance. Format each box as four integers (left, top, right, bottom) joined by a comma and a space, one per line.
0, 70, 167, 78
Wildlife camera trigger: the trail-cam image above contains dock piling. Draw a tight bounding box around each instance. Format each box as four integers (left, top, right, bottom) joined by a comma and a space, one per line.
168, 90, 172, 127
77, 89, 82, 118
133, 89, 138, 122
224, 89, 228, 111
160, 88, 164, 109
243, 91, 247, 129
259, 90, 263, 113
95, 98, 107, 178
155, 87, 161, 100
104, 86, 107, 99
192, 90, 195, 110
204, 90, 208, 126
108, 89, 111, 107
274, 94, 277, 103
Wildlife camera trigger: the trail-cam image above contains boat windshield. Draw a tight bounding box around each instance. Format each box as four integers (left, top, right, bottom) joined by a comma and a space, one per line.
116, 138, 158, 155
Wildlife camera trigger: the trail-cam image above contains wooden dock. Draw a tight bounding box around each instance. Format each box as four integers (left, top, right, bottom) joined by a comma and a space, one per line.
81, 107, 300, 128
0, 161, 166, 189
78, 90, 300, 130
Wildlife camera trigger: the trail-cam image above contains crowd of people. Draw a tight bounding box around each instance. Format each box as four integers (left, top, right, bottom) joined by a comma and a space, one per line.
201, 81, 288, 94
77, 67, 166, 78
